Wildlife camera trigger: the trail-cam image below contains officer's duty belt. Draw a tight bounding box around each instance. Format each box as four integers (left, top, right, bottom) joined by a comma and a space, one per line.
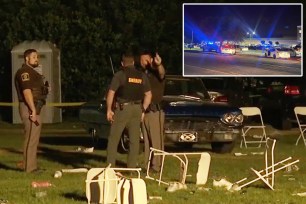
146, 103, 161, 112
119, 101, 142, 106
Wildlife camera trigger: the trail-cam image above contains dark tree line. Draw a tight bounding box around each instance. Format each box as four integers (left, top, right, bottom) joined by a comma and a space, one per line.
0, 0, 192, 103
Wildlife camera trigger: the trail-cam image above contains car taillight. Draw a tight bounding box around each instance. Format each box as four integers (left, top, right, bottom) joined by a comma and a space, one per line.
267, 87, 272, 93
284, 85, 300, 95
214, 95, 228, 102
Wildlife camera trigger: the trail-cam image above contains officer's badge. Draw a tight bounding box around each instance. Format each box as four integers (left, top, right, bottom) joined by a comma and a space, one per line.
21, 73, 30, 81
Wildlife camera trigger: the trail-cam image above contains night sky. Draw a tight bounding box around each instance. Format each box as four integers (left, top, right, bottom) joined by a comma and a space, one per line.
184, 4, 302, 39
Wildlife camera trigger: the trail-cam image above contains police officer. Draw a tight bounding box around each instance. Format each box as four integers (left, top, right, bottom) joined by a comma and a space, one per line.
140, 50, 165, 172
106, 51, 152, 168
15, 49, 49, 173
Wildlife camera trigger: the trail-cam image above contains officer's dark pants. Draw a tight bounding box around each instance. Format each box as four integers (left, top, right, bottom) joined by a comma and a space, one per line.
19, 102, 42, 173
142, 110, 165, 172
106, 104, 142, 168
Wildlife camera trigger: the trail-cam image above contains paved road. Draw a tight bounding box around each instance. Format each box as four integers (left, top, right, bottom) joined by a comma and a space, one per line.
183, 51, 302, 76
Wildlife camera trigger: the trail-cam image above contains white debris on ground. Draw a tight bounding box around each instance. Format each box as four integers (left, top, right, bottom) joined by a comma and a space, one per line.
251, 152, 264, 155
61, 168, 88, 173
53, 170, 62, 178
197, 187, 212, 191
292, 192, 306, 197
148, 196, 162, 200
75, 147, 94, 153
213, 178, 241, 191
166, 182, 187, 192
234, 152, 264, 156
83, 147, 94, 153
234, 152, 248, 156
284, 164, 299, 172
213, 178, 233, 190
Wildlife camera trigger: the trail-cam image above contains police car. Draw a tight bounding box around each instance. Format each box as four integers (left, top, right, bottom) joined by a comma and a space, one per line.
264, 47, 290, 59
220, 44, 236, 55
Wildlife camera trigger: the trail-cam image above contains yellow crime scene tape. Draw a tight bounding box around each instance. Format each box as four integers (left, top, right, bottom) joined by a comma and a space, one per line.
0, 102, 86, 107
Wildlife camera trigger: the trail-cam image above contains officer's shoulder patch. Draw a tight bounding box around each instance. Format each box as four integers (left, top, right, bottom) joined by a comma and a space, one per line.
21, 73, 30, 81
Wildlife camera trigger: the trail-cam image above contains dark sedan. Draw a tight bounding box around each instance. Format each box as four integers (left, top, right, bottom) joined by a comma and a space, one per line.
79, 75, 244, 153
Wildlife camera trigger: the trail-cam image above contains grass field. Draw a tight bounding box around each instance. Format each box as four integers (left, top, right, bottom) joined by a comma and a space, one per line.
0, 121, 305, 204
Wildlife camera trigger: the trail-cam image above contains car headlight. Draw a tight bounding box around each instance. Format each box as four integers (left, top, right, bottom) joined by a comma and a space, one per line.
221, 113, 244, 126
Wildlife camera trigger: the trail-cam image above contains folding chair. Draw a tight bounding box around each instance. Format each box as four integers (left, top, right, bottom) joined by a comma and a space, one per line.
234, 138, 299, 191
294, 107, 306, 146
240, 107, 267, 148
146, 147, 211, 186
85, 167, 142, 204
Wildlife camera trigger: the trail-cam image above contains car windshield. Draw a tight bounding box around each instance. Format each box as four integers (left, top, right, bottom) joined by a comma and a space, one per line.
164, 77, 210, 100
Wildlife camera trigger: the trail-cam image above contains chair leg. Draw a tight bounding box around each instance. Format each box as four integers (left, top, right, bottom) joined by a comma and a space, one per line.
251, 168, 274, 190
295, 134, 302, 146
240, 135, 248, 148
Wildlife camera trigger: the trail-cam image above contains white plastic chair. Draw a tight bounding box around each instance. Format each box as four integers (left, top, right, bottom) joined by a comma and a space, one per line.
85, 167, 142, 204
234, 138, 299, 191
240, 107, 267, 148
294, 107, 306, 146
146, 147, 211, 186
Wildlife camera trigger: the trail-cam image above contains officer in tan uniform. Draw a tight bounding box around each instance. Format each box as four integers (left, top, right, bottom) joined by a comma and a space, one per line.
15, 49, 49, 173
106, 51, 152, 168
139, 49, 165, 173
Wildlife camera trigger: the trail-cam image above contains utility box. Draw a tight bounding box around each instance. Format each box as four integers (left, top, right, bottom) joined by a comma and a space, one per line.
11, 40, 62, 124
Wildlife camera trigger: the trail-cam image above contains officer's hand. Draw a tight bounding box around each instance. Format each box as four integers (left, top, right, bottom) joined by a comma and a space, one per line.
29, 113, 38, 126
107, 110, 114, 123
141, 112, 145, 122
153, 53, 162, 67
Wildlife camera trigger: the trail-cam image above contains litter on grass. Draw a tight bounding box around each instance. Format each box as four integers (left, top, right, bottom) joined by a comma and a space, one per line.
251, 152, 264, 155
167, 182, 187, 192
213, 178, 233, 191
149, 196, 162, 200
35, 191, 47, 198
0, 199, 9, 204
53, 170, 62, 178
75, 147, 94, 153
234, 152, 247, 156
31, 181, 52, 188
234, 152, 264, 156
213, 178, 241, 191
292, 192, 306, 197
284, 164, 299, 172
62, 168, 88, 173
197, 187, 212, 191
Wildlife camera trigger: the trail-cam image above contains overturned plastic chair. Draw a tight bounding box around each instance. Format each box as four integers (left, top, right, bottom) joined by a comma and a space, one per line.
233, 138, 299, 191
240, 107, 267, 148
85, 166, 144, 204
294, 106, 306, 146
146, 147, 211, 186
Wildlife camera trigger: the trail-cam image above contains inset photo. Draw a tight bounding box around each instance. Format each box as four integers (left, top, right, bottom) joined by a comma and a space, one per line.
183, 3, 302, 77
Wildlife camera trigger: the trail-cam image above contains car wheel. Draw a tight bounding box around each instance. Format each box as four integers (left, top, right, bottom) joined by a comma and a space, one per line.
90, 128, 99, 146
117, 130, 144, 154
118, 134, 129, 153
211, 141, 235, 153
89, 127, 107, 149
